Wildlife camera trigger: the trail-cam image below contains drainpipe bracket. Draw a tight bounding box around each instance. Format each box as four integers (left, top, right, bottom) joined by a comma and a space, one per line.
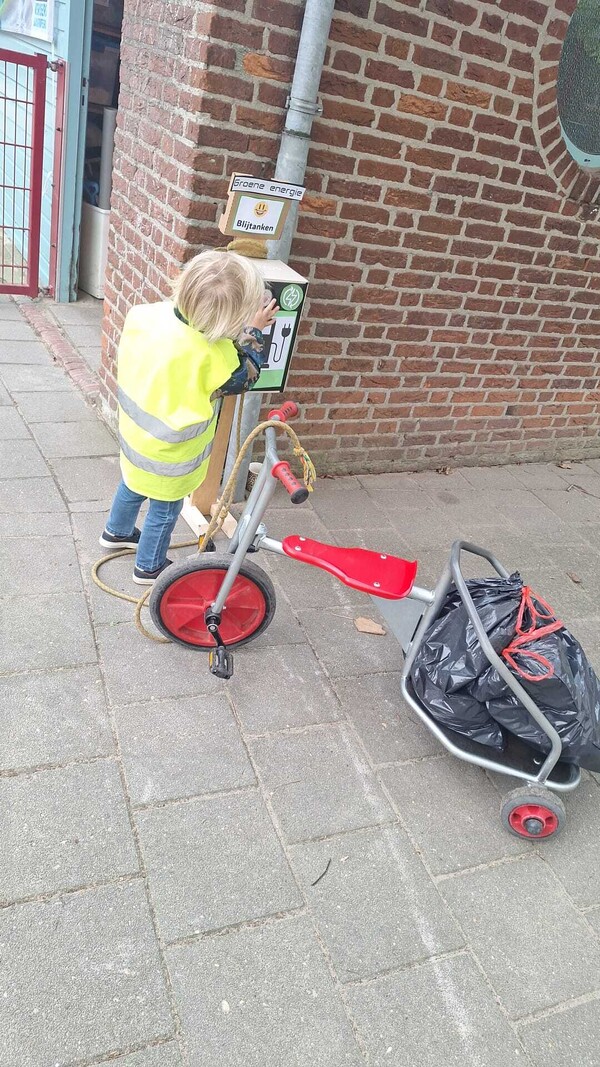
286, 94, 323, 117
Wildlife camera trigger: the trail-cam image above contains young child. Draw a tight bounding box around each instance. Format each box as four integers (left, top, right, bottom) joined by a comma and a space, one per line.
99, 250, 278, 584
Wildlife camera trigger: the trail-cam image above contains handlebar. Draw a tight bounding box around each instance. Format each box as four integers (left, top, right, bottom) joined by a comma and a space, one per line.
272, 461, 309, 504
268, 401, 299, 424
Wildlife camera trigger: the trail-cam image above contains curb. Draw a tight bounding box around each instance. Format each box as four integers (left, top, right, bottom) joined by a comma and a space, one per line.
16, 298, 101, 403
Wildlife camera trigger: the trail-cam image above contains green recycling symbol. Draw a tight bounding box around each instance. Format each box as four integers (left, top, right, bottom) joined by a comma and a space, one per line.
279, 284, 304, 312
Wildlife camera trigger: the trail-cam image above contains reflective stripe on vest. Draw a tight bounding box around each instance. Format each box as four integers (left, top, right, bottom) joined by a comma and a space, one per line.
119, 434, 215, 477
117, 386, 214, 444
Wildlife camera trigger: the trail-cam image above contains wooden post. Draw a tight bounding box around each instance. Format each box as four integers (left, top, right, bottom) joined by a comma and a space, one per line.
191, 395, 237, 514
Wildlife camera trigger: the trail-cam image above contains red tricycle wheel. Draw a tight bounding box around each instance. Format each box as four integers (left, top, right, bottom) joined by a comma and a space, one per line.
149, 554, 276, 650
500, 787, 566, 840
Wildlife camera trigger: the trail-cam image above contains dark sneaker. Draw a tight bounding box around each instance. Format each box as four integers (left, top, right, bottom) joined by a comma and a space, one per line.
132, 558, 173, 586
99, 527, 141, 550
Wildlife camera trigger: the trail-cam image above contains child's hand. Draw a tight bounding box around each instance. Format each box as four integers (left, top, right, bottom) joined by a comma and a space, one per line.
252, 298, 279, 332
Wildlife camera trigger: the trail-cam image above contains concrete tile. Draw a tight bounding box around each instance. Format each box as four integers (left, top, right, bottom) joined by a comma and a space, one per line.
13, 388, 98, 423
0, 438, 49, 477
0, 665, 112, 770
50, 297, 103, 325
116, 694, 255, 806
312, 488, 387, 530
0, 300, 25, 319
346, 954, 526, 1067
0, 592, 96, 673
137, 791, 301, 941
250, 724, 392, 843
31, 419, 116, 458
0, 510, 72, 537
381, 758, 525, 875
0, 475, 66, 513
62, 322, 102, 347
251, 585, 306, 647
229, 644, 342, 734
541, 778, 600, 908
51, 454, 121, 504
290, 825, 462, 981
456, 464, 525, 491
0, 882, 173, 1066
333, 672, 443, 764
167, 916, 364, 1066
505, 461, 575, 491
359, 471, 420, 490
80, 345, 102, 374
0, 379, 10, 403
535, 487, 600, 524
385, 506, 464, 552
96, 622, 223, 705
364, 486, 436, 515
0, 406, 28, 437
266, 550, 361, 608
331, 524, 413, 556
441, 856, 600, 1019
0, 318, 38, 341
0, 341, 53, 365
297, 605, 401, 678
0, 535, 83, 594
0, 362, 72, 391
107, 1045, 183, 1067
0, 761, 138, 902
520, 999, 600, 1067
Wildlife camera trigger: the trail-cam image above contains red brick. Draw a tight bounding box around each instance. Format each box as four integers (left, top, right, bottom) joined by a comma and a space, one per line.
330, 17, 382, 51
445, 81, 492, 108
413, 44, 462, 76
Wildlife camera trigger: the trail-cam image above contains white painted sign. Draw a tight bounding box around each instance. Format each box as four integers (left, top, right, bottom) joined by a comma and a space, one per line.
0, 0, 54, 41
230, 175, 305, 201
232, 195, 285, 237
262, 313, 296, 370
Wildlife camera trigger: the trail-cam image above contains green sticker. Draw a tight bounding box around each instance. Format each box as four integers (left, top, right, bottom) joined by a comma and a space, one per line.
279, 283, 304, 312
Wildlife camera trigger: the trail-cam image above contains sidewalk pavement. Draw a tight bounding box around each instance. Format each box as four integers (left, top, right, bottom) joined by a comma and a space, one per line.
3, 293, 600, 1067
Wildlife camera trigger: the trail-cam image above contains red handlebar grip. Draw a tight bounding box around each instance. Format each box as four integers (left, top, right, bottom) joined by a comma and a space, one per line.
272, 461, 309, 504
268, 401, 299, 423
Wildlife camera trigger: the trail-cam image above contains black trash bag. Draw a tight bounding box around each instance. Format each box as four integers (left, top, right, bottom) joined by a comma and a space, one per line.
410, 574, 600, 771
410, 574, 523, 750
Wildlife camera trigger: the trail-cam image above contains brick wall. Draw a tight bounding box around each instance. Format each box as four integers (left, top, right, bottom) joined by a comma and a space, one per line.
101, 0, 600, 474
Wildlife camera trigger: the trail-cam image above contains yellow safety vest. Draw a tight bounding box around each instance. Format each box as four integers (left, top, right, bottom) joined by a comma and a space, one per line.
117, 302, 239, 501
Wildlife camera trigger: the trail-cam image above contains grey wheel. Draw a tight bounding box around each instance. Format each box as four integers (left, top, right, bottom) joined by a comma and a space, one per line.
149, 553, 276, 651
500, 786, 566, 840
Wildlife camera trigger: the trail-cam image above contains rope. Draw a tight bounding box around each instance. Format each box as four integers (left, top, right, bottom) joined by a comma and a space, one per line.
91, 417, 315, 644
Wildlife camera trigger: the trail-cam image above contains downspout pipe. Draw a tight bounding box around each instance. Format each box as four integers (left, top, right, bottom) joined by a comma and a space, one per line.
224, 0, 336, 497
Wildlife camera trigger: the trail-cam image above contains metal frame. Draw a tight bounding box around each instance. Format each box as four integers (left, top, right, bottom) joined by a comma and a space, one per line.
0, 48, 48, 297
48, 60, 67, 298
209, 426, 581, 795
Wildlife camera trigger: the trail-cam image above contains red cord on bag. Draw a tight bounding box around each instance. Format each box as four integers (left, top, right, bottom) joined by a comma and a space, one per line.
501, 586, 564, 682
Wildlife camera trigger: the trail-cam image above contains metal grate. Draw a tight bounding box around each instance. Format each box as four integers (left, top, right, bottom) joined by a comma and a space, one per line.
0, 48, 47, 297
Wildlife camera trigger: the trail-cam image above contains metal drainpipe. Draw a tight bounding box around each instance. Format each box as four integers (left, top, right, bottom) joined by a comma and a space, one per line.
223, 0, 336, 498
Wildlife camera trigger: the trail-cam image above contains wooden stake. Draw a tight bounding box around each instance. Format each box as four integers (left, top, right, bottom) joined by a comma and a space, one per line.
191, 395, 237, 515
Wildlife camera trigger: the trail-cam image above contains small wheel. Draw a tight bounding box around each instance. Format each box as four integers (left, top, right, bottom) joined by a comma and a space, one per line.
500, 787, 566, 840
149, 554, 276, 651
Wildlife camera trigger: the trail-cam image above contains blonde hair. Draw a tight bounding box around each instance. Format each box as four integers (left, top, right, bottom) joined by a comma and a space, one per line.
172, 250, 264, 342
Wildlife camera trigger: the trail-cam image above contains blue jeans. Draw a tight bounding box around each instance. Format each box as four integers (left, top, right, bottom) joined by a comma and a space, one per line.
106, 479, 184, 572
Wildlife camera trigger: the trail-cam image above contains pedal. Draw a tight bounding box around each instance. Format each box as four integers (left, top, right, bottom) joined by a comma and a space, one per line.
209, 646, 234, 679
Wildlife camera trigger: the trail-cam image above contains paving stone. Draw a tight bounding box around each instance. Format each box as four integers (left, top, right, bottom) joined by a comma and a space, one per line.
115, 694, 255, 806
0, 341, 54, 365
0, 592, 96, 673
520, 999, 600, 1067
312, 488, 387, 530
167, 915, 363, 1066
333, 672, 442, 764
0, 379, 10, 403
290, 825, 462, 982
107, 1045, 183, 1067
137, 791, 301, 941
0, 510, 72, 537
0, 438, 49, 478
0, 475, 66, 513
535, 487, 600, 524
49, 297, 103, 326
365, 486, 437, 516
0, 665, 112, 770
505, 462, 575, 491
540, 778, 600, 908
457, 464, 525, 491
267, 550, 361, 608
250, 586, 306, 647
346, 953, 526, 1067
50, 454, 121, 506
441, 856, 600, 1019
31, 419, 116, 459
331, 524, 413, 557
0, 535, 83, 594
0, 300, 25, 319
250, 724, 392, 843
0, 760, 138, 902
79, 345, 102, 373
96, 621, 223, 704
229, 644, 342, 734
61, 322, 102, 347
359, 471, 421, 490
0, 407, 28, 438
297, 605, 401, 678
14, 388, 98, 422
0, 882, 173, 1066
0, 362, 73, 391
380, 758, 526, 875
0, 318, 38, 341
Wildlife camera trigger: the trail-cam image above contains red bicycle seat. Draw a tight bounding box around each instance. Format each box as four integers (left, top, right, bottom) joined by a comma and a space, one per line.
282, 536, 418, 600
